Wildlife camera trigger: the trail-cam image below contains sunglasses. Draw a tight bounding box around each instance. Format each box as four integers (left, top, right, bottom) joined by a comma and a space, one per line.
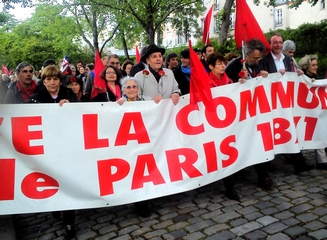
125, 85, 137, 90
22, 70, 33, 73
110, 62, 120, 65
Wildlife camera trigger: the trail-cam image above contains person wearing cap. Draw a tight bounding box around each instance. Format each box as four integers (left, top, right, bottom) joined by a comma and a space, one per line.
129, 45, 149, 77
173, 49, 191, 95
4, 62, 38, 104
134, 44, 181, 105
193, 48, 202, 59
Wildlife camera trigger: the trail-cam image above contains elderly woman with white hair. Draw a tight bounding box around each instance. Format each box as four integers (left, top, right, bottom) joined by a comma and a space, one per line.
298, 54, 327, 170
116, 77, 143, 105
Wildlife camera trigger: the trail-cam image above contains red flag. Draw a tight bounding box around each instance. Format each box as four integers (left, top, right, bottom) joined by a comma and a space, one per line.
188, 40, 214, 111
90, 50, 106, 99
202, 5, 213, 45
2, 64, 10, 75
234, 0, 270, 53
135, 46, 140, 63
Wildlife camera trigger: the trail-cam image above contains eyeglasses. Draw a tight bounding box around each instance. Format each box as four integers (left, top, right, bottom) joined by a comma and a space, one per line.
110, 62, 120, 65
125, 85, 137, 90
85, 68, 90, 70
22, 70, 33, 73
106, 71, 116, 75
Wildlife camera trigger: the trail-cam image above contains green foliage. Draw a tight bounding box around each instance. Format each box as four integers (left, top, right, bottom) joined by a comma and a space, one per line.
0, 4, 93, 70
91, 0, 205, 45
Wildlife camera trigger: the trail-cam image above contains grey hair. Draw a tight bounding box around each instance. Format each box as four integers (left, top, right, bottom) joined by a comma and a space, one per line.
2, 74, 10, 81
298, 54, 318, 70
15, 62, 34, 74
120, 76, 139, 89
244, 39, 266, 57
283, 40, 296, 51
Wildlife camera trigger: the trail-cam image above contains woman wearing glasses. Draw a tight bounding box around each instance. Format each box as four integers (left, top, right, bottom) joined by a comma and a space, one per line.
116, 77, 143, 105
91, 65, 122, 102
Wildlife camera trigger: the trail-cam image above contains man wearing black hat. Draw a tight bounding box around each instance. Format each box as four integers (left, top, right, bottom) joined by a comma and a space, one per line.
134, 44, 180, 104
133, 44, 181, 218
173, 49, 191, 95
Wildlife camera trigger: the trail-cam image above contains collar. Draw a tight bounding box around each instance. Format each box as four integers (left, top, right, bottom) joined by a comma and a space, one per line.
271, 52, 285, 61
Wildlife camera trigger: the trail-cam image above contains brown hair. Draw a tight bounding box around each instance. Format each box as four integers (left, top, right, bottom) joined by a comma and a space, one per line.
100, 66, 122, 86
41, 65, 64, 82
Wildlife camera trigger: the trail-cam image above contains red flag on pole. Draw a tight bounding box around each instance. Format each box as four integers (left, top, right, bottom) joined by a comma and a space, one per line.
2, 64, 10, 75
188, 40, 214, 111
202, 5, 213, 45
90, 50, 106, 99
135, 46, 140, 63
234, 0, 270, 53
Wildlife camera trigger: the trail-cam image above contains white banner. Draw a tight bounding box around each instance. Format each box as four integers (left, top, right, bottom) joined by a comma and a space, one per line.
1, 72, 327, 215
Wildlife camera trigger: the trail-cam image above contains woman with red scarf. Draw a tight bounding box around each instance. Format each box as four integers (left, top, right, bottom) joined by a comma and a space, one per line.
91, 65, 122, 102
206, 52, 246, 201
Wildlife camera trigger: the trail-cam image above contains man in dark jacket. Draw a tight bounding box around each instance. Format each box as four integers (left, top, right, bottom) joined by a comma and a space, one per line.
129, 45, 148, 77
258, 33, 311, 174
173, 49, 191, 95
4, 62, 38, 103
258, 33, 302, 76
225, 39, 268, 82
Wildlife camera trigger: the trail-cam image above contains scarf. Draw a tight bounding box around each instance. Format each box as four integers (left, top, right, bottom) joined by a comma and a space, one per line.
181, 66, 191, 81
16, 80, 37, 101
208, 72, 232, 88
123, 94, 143, 102
149, 66, 162, 83
107, 83, 121, 100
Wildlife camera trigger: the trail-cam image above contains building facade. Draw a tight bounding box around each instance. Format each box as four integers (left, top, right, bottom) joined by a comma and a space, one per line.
161, 0, 327, 48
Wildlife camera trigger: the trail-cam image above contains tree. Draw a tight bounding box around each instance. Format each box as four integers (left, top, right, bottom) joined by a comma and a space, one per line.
0, 4, 89, 69
169, 4, 204, 42
60, 0, 119, 55
90, 0, 204, 45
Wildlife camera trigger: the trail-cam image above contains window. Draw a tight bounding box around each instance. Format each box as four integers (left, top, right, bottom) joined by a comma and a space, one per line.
321, 1, 325, 10
276, 9, 283, 26
230, 13, 235, 30
214, 0, 219, 10
214, 16, 218, 33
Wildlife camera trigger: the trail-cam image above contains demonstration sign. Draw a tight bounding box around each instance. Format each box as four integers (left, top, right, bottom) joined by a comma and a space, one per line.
1, 72, 327, 215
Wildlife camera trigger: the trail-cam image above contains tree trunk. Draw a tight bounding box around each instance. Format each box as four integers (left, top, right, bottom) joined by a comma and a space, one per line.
121, 32, 129, 59
219, 0, 234, 45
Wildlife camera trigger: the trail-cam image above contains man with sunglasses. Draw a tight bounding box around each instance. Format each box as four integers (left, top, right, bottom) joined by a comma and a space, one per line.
4, 62, 38, 103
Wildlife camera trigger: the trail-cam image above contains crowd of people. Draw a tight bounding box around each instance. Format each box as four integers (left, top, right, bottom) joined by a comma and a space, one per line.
1, 34, 326, 239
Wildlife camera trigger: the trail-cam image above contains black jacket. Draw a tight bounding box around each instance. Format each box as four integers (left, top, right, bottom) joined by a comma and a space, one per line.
258, 52, 292, 73
91, 85, 120, 102
225, 57, 261, 83
4, 81, 41, 104
130, 62, 146, 77
26, 85, 78, 103
173, 67, 190, 95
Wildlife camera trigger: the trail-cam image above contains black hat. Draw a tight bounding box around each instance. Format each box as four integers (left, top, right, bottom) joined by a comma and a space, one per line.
180, 49, 190, 59
141, 44, 166, 62
43, 59, 56, 68
193, 48, 201, 53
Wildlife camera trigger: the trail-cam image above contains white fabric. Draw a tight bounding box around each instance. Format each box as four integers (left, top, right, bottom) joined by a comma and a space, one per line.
0, 72, 327, 215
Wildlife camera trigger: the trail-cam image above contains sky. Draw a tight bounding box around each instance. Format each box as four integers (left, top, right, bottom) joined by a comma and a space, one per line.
2, 4, 35, 21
